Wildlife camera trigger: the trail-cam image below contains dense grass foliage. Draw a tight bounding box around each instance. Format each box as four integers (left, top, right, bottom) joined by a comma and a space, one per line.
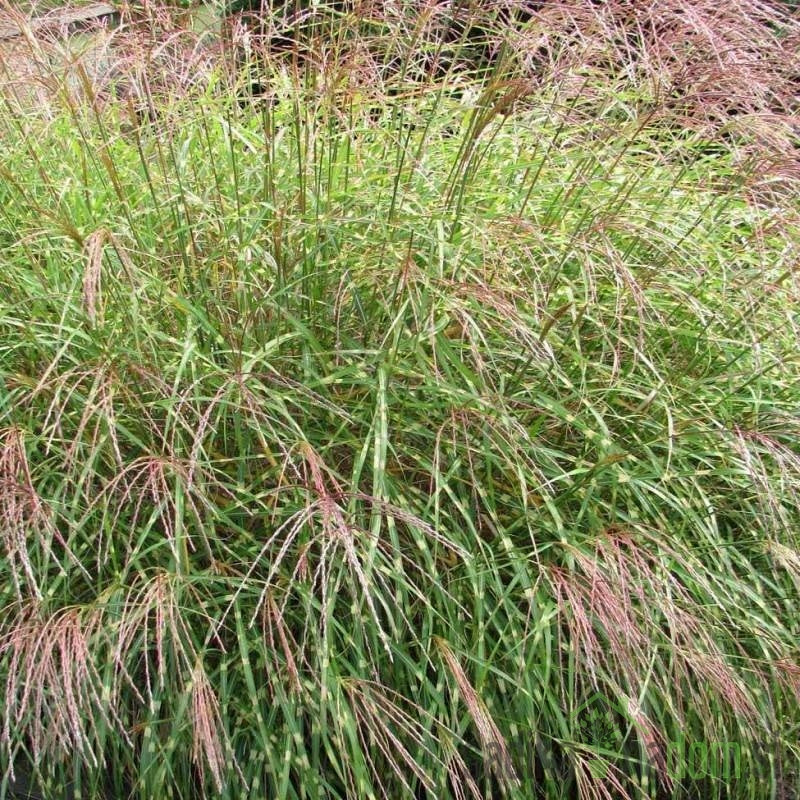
1, 2, 799, 799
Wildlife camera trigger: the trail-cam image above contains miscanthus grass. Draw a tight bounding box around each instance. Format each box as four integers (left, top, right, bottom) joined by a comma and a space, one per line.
0, 2, 799, 798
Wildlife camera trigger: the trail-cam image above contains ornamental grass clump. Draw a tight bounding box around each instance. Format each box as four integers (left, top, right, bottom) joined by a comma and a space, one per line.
0, 1, 799, 798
